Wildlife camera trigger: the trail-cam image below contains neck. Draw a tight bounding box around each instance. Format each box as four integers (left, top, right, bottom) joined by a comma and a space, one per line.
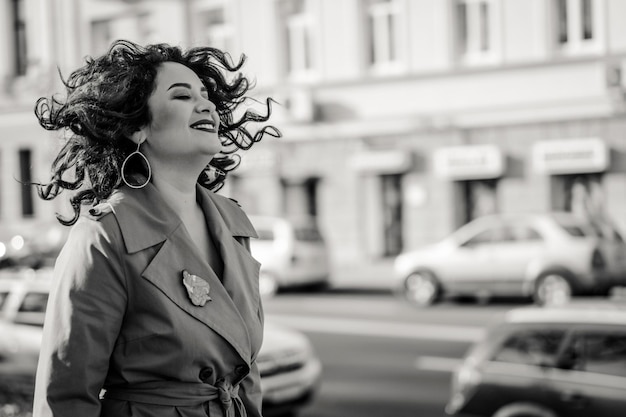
148, 160, 206, 217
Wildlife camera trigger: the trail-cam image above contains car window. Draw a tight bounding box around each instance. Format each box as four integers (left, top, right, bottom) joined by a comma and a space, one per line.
492, 329, 566, 366
255, 228, 275, 241
18, 292, 49, 313
0, 291, 9, 309
509, 225, 543, 242
294, 227, 322, 242
462, 228, 494, 247
561, 332, 626, 378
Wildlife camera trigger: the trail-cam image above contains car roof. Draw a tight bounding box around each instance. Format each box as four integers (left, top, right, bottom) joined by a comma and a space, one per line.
505, 300, 626, 326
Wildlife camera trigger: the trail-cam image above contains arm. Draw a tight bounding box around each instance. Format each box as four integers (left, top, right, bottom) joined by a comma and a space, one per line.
33, 218, 127, 417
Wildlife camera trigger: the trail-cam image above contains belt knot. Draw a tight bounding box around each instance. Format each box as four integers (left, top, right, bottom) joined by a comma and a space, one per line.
216, 379, 239, 410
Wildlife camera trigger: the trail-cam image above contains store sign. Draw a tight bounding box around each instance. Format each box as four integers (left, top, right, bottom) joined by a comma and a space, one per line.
433, 145, 504, 180
532, 138, 609, 174
349, 150, 413, 174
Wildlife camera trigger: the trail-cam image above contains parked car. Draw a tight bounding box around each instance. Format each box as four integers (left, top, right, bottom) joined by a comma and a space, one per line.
446, 300, 626, 417
249, 215, 331, 297
394, 212, 626, 306
0, 275, 322, 416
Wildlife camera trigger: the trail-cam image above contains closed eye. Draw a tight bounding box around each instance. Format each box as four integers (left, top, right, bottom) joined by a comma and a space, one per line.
174, 95, 191, 100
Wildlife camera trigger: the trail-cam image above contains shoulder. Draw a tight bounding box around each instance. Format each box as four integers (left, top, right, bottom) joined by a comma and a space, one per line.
204, 191, 259, 239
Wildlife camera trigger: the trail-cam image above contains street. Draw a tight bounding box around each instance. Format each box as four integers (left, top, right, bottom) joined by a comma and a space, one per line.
264, 290, 524, 417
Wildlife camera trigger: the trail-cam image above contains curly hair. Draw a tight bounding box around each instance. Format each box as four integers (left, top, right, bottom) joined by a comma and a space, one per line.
34, 39, 280, 226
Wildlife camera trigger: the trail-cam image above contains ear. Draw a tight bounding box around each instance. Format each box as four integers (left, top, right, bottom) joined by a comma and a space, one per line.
130, 128, 148, 146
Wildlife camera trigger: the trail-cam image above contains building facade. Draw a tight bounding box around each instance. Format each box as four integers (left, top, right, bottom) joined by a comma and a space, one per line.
1, 0, 625, 280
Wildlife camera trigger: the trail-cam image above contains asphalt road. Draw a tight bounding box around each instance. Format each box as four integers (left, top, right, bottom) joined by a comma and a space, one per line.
264, 290, 524, 417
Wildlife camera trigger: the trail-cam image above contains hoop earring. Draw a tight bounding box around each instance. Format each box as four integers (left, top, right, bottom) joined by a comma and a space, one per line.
121, 141, 151, 189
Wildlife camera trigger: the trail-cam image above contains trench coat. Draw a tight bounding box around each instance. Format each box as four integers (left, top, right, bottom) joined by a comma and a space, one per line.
33, 181, 264, 417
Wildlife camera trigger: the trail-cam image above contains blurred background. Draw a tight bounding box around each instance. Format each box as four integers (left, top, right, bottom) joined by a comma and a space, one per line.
1, 1, 626, 417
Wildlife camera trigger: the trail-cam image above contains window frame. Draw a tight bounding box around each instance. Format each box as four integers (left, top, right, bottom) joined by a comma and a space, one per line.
551, 0, 605, 56
454, 0, 501, 66
364, 0, 408, 75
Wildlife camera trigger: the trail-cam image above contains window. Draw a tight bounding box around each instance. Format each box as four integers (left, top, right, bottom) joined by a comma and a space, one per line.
11, 0, 27, 76
365, 0, 404, 72
278, 0, 315, 79
15, 292, 48, 327
508, 224, 544, 242
91, 20, 112, 55
19, 149, 34, 217
381, 174, 403, 256
455, 0, 499, 65
562, 331, 626, 377
200, 8, 234, 52
553, 0, 602, 54
0, 291, 9, 310
493, 329, 566, 366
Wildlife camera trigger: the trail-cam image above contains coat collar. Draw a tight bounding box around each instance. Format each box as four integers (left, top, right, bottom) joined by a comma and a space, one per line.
106, 183, 257, 254
101, 182, 262, 364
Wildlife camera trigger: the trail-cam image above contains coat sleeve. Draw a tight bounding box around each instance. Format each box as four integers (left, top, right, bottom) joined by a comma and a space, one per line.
33, 217, 127, 417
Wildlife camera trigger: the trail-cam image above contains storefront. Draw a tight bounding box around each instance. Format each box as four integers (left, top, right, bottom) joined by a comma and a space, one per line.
349, 149, 413, 258
433, 144, 505, 227
532, 137, 610, 224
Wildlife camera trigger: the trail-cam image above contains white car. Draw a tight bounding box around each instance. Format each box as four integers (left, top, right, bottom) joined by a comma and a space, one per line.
394, 212, 626, 307
0, 274, 322, 416
249, 216, 331, 297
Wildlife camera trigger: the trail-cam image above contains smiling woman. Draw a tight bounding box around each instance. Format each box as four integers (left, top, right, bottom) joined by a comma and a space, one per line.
30, 40, 280, 417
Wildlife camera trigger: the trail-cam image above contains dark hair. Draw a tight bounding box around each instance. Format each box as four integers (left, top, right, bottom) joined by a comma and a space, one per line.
34, 39, 280, 225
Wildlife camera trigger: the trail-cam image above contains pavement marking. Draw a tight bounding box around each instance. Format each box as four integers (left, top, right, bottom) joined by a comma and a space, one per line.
414, 356, 463, 373
266, 314, 485, 343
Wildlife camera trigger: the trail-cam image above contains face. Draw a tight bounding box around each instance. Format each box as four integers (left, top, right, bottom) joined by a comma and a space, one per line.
139, 62, 222, 167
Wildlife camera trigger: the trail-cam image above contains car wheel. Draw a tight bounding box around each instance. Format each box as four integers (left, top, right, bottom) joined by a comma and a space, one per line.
403, 271, 440, 307
259, 272, 279, 298
533, 273, 572, 306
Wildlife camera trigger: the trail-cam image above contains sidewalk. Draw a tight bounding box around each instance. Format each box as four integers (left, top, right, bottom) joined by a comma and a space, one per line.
328, 258, 396, 292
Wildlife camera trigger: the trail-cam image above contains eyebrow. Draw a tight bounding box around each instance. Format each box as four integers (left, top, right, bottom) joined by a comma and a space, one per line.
167, 83, 208, 92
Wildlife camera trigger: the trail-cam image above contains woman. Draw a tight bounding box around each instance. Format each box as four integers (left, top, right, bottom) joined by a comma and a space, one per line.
32, 40, 279, 417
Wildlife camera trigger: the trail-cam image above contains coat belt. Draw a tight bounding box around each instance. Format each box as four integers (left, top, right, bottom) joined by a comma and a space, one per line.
103, 379, 246, 417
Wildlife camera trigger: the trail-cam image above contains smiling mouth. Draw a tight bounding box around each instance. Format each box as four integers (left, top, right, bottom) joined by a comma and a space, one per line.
190, 120, 217, 133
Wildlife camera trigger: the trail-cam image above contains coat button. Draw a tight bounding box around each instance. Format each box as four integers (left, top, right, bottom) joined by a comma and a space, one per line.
199, 367, 214, 382
235, 365, 248, 377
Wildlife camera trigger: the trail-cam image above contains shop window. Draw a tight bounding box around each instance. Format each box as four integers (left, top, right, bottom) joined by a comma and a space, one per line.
551, 173, 603, 219
364, 0, 404, 73
200, 8, 234, 52
278, 0, 315, 80
381, 174, 403, 257
458, 179, 498, 225
91, 20, 113, 55
281, 177, 320, 220
553, 0, 602, 54
19, 149, 34, 217
455, 0, 499, 65
11, 0, 27, 76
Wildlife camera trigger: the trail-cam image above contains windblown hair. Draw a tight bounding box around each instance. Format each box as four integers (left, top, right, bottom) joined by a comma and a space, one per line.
35, 39, 280, 225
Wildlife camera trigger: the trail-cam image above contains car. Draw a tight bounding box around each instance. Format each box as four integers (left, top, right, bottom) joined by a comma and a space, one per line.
249, 215, 331, 297
0, 275, 322, 416
446, 300, 626, 417
394, 212, 626, 307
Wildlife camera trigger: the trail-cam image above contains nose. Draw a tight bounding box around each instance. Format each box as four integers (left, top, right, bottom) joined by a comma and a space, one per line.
196, 97, 216, 114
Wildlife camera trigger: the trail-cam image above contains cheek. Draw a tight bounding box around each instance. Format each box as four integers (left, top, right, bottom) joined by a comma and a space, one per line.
149, 104, 183, 133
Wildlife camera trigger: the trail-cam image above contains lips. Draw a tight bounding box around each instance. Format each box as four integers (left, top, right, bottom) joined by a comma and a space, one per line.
190, 119, 217, 133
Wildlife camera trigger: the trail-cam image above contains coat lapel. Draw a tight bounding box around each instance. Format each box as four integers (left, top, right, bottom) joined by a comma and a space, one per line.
197, 188, 263, 351
107, 183, 257, 364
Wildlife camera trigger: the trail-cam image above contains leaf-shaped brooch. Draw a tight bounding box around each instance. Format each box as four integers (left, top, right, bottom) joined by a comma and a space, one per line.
182, 270, 212, 306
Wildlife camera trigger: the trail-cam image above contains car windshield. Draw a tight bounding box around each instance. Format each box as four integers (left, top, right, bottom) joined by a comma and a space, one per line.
295, 227, 323, 242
